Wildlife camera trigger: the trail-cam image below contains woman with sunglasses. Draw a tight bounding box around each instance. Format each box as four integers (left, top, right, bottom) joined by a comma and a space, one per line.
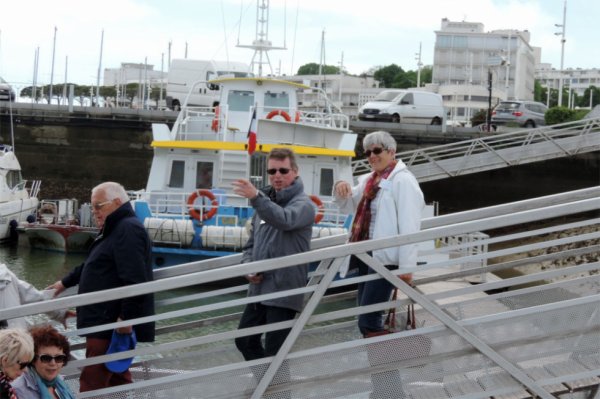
12, 325, 75, 399
0, 328, 34, 399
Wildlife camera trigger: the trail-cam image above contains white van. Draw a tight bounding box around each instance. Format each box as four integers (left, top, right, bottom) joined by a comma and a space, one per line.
166, 59, 252, 110
358, 89, 445, 125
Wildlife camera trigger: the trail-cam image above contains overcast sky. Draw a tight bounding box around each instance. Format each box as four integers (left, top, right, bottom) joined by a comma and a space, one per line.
0, 0, 596, 89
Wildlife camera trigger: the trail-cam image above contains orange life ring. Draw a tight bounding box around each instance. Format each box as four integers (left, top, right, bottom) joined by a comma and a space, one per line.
187, 189, 218, 221
211, 106, 220, 132
266, 109, 292, 122
309, 195, 325, 224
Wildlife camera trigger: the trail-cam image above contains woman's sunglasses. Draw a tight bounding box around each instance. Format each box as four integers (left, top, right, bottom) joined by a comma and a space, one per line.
365, 147, 385, 157
17, 361, 29, 370
267, 168, 291, 175
35, 354, 67, 364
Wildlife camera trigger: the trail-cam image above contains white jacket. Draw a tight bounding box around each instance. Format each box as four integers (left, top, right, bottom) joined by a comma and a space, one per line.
0, 263, 65, 328
334, 160, 424, 277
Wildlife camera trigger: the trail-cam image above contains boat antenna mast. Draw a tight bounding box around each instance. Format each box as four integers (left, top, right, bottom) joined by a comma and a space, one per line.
237, 0, 286, 77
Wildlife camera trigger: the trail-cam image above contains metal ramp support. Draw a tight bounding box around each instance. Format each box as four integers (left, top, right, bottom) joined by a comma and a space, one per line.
352, 117, 600, 182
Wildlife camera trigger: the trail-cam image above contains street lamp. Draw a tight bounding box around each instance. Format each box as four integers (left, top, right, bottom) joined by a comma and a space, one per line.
486, 56, 507, 132
555, 0, 567, 107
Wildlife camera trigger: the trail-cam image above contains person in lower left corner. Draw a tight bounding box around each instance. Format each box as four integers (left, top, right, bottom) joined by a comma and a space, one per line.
12, 325, 76, 399
0, 328, 34, 399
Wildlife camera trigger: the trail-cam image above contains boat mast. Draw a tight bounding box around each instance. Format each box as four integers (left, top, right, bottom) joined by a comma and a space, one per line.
237, 0, 286, 77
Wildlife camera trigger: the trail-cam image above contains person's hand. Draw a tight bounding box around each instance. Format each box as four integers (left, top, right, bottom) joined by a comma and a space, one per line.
61, 310, 76, 329
232, 179, 259, 199
116, 318, 133, 334
245, 273, 263, 284
399, 273, 413, 285
46, 281, 65, 297
334, 181, 351, 198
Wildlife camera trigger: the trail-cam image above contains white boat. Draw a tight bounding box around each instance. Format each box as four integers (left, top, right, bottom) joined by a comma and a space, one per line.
0, 145, 40, 242
132, 77, 356, 267
18, 199, 98, 253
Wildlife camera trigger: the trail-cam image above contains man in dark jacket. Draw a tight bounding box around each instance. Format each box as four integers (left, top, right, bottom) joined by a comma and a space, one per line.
49, 182, 154, 392
232, 148, 315, 361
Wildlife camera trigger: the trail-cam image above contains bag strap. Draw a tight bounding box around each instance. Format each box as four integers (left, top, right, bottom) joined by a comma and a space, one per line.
384, 288, 398, 331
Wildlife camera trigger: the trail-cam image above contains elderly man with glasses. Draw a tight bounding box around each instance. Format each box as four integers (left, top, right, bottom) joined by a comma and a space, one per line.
48, 182, 154, 392
231, 148, 315, 363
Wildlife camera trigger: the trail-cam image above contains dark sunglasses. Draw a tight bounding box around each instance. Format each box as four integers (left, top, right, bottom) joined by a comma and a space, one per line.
365, 147, 385, 157
17, 361, 29, 370
35, 354, 67, 364
267, 168, 291, 175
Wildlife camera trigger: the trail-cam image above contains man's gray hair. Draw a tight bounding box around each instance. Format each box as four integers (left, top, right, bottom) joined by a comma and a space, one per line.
92, 182, 129, 202
363, 130, 397, 151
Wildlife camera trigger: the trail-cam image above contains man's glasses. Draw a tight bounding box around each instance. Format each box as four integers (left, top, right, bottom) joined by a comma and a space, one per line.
267, 168, 291, 175
35, 354, 68, 364
92, 199, 113, 210
365, 147, 385, 157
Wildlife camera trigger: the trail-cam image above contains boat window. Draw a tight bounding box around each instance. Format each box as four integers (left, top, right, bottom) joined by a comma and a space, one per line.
168, 160, 185, 188
319, 168, 334, 196
264, 91, 290, 112
5, 170, 23, 190
228, 90, 255, 112
196, 162, 213, 189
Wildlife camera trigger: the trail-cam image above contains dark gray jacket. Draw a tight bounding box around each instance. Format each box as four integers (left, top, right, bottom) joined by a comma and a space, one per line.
243, 177, 315, 312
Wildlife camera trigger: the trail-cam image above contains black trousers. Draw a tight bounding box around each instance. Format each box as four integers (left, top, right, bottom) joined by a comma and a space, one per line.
235, 302, 297, 361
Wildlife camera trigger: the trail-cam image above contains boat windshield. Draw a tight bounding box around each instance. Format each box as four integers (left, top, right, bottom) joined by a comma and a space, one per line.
228, 90, 255, 112
264, 91, 290, 112
373, 91, 404, 101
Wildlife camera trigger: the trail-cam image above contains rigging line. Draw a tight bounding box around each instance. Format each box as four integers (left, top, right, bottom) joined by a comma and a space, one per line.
211, 0, 253, 62
220, 0, 230, 65
290, 0, 299, 75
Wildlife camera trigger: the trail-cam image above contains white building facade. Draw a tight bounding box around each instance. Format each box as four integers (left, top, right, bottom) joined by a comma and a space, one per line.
535, 64, 600, 107
103, 63, 166, 86
432, 19, 536, 124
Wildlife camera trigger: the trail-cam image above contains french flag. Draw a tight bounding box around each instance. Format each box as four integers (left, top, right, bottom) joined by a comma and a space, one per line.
247, 108, 257, 155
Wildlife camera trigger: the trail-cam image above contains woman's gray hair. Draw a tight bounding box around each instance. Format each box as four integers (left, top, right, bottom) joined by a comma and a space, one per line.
363, 131, 397, 151
0, 328, 34, 366
92, 182, 129, 203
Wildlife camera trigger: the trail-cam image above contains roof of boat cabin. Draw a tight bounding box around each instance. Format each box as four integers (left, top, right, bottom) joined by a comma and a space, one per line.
208, 77, 311, 90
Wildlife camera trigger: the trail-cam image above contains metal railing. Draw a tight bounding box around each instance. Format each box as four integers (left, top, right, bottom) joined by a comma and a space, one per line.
352, 116, 600, 181
1, 186, 599, 398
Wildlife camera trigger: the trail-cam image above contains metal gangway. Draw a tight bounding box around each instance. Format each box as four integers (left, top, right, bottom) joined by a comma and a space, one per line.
2, 187, 599, 398
352, 117, 600, 182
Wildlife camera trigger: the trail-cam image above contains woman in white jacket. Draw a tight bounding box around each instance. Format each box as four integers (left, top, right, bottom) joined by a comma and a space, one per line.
0, 264, 72, 329
333, 130, 424, 337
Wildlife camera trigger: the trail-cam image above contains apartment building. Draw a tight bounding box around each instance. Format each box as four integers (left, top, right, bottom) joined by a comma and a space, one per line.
432, 18, 536, 123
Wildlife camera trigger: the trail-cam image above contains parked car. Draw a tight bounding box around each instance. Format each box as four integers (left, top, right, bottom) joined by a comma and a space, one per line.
0, 77, 16, 102
491, 100, 548, 128
358, 89, 445, 125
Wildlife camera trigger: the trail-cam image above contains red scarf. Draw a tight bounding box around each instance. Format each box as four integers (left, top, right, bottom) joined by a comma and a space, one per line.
349, 161, 397, 242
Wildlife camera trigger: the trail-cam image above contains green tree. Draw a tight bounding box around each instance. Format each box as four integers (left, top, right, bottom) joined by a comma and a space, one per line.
297, 63, 340, 75
577, 85, 600, 108
374, 64, 404, 88
534, 80, 545, 103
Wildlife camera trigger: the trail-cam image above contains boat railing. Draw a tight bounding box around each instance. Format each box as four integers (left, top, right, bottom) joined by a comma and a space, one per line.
24, 179, 41, 199
5, 186, 599, 398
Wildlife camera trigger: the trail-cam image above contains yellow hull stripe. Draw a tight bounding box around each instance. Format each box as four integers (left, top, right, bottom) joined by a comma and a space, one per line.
151, 141, 355, 157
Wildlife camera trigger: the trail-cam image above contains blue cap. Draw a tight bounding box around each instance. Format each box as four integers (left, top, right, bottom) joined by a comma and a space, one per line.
105, 330, 137, 373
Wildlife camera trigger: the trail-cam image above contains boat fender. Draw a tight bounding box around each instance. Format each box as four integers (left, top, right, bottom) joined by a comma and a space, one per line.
211, 106, 220, 132
294, 111, 301, 122
187, 189, 219, 222
266, 109, 292, 122
309, 195, 325, 224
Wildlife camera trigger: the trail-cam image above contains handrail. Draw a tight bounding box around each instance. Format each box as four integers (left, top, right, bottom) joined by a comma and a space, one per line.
2, 187, 599, 398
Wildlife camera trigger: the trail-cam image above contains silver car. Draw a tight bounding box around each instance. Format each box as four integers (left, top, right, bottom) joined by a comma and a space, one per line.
0, 77, 15, 102
491, 100, 548, 128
